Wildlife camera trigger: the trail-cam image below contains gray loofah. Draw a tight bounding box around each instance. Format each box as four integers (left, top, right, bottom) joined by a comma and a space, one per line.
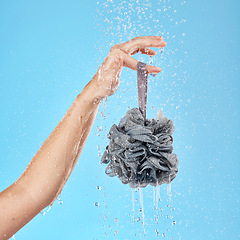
101, 108, 179, 188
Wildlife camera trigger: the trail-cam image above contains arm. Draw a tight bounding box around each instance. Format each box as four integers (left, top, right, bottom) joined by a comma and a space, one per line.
0, 79, 104, 239
0, 36, 166, 239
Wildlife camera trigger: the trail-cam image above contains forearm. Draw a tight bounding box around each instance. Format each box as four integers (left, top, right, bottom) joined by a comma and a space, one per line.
0, 77, 103, 239
18, 78, 103, 205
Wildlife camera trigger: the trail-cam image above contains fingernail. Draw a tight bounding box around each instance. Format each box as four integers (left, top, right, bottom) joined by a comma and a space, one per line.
150, 51, 157, 55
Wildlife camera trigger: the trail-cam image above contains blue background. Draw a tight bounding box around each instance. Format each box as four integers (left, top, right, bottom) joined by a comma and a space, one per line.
0, 0, 239, 239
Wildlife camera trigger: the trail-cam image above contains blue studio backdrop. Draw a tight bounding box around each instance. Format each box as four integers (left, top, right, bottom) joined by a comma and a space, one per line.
0, 0, 239, 239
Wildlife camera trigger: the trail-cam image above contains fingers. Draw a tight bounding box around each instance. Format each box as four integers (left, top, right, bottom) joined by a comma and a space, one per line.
120, 51, 162, 74
130, 47, 157, 56
117, 36, 167, 55
110, 36, 166, 75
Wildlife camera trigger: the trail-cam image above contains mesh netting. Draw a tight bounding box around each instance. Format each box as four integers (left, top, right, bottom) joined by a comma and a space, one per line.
101, 108, 179, 188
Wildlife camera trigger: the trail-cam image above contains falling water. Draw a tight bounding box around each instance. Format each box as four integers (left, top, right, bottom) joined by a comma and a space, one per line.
156, 182, 161, 210
99, 97, 108, 120
153, 185, 155, 206
139, 187, 145, 229
168, 183, 172, 200
149, 56, 157, 77
154, 182, 161, 224
94, 0, 187, 238
132, 188, 135, 214
167, 176, 172, 203
149, 55, 153, 65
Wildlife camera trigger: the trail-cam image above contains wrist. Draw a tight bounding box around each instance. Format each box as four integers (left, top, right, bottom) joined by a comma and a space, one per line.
79, 78, 105, 105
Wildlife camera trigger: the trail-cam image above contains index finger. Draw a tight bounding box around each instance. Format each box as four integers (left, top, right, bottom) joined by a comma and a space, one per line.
113, 36, 167, 55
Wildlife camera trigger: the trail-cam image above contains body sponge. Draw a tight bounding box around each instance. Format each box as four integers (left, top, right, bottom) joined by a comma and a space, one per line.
101, 108, 179, 188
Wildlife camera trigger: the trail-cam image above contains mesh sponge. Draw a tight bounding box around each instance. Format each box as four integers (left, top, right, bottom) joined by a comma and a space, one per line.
101, 108, 179, 188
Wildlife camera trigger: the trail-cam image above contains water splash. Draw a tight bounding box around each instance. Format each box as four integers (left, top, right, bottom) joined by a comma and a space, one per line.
95, 0, 188, 118
97, 144, 103, 157
40, 205, 51, 216
99, 97, 108, 120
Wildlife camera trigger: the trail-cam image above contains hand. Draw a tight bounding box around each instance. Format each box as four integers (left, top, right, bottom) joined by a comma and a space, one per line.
91, 36, 167, 99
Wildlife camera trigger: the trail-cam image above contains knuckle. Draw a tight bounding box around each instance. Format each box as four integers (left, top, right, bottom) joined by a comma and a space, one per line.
110, 48, 122, 55
111, 44, 120, 51
133, 36, 140, 41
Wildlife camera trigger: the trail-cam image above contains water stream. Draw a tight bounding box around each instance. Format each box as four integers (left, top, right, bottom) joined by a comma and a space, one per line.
138, 186, 146, 232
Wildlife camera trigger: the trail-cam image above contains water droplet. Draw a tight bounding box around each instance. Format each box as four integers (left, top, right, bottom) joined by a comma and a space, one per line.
57, 195, 63, 205
96, 186, 101, 190
40, 206, 51, 216
155, 229, 159, 236
94, 202, 100, 208
162, 233, 166, 237
149, 56, 153, 65
172, 221, 176, 225
136, 217, 140, 222
150, 73, 157, 77
139, 208, 142, 212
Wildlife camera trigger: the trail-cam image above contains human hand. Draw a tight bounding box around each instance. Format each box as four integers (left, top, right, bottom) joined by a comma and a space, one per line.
91, 36, 167, 99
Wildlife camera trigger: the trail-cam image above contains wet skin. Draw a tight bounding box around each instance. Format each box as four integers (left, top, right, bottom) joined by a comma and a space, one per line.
0, 36, 167, 239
